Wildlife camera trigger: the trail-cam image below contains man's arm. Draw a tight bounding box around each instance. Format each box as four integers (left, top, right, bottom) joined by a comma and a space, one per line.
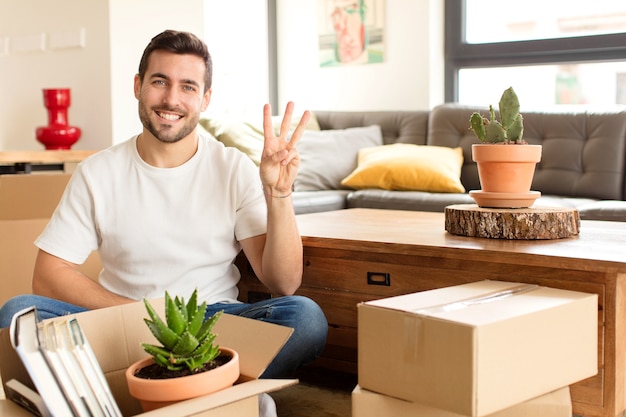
240, 102, 310, 295
240, 203, 302, 296
32, 250, 134, 309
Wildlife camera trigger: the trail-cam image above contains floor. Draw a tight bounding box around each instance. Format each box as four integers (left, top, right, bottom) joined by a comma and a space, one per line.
271, 365, 356, 417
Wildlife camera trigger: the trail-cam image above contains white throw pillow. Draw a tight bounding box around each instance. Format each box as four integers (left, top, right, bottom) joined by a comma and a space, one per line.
294, 125, 383, 191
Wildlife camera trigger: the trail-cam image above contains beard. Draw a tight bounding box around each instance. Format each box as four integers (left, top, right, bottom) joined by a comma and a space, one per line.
138, 101, 199, 144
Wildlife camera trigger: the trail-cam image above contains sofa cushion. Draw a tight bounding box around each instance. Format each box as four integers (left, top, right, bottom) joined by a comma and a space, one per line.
292, 190, 350, 215
528, 196, 626, 221
576, 200, 626, 222
294, 125, 383, 191
199, 113, 320, 166
530, 110, 626, 200
346, 189, 474, 212
532, 195, 596, 209
341, 144, 465, 193
199, 118, 264, 165
314, 110, 430, 146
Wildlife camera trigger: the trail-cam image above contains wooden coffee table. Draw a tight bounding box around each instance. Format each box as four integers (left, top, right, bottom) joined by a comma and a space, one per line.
237, 208, 626, 417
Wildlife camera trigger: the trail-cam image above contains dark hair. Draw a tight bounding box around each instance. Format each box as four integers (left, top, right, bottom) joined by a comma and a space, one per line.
137, 30, 213, 92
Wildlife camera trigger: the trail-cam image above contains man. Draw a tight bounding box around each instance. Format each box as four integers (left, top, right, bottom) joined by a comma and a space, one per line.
0, 29, 327, 388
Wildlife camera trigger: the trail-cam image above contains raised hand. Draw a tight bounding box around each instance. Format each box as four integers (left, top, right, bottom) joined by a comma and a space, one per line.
260, 101, 311, 198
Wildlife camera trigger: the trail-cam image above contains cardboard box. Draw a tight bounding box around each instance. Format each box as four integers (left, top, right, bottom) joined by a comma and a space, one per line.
0, 173, 72, 220
0, 218, 51, 306
358, 280, 597, 417
352, 385, 572, 417
0, 173, 101, 306
0, 400, 35, 417
0, 298, 296, 416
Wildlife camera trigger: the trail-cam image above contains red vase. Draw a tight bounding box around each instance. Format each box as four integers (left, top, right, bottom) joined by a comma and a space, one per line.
36, 88, 82, 150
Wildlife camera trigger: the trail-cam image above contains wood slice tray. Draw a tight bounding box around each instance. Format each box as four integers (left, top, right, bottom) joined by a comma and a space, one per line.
444, 204, 580, 240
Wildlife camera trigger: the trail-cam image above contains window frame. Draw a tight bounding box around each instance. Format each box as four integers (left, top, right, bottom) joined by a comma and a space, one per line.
268, 0, 278, 112
444, 0, 626, 102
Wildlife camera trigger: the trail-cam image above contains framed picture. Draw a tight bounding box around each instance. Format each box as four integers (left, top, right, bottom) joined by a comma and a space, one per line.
318, 0, 385, 67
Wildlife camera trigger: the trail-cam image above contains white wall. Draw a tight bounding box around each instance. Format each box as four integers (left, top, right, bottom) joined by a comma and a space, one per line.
276, 0, 444, 113
0, 0, 444, 151
0, 0, 111, 151
108, 0, 205, 145
203, 1, 269, 121
0, 0, 204, 151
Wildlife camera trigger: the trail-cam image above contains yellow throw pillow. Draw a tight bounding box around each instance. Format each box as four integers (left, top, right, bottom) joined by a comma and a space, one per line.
341, 143, 466, 193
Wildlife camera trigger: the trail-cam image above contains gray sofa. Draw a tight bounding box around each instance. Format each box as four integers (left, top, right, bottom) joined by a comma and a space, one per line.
291, 104, 626, 222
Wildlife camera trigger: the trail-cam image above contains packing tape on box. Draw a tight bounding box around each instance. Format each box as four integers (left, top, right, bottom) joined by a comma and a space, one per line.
403, 315, 422, 362
412, 283, 539, 315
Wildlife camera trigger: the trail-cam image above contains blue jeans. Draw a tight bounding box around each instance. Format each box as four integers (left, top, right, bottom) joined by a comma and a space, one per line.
0, 294, 328, 379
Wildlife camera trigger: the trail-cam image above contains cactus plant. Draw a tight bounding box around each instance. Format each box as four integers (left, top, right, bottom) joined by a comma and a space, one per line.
141, 289, 222, 373
469, 87, 526, 144
468, 86, 542, 208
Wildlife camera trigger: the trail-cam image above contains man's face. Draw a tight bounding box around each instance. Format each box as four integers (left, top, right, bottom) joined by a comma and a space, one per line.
331, 1, 365, 63
134, 50, 211, 144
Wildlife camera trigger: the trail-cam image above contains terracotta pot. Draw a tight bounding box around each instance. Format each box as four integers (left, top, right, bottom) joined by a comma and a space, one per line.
125, 347, 239, 412
470, 144, 542, 208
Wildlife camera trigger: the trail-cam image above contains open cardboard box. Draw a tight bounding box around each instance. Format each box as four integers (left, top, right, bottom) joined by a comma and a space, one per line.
358, 280, 597, 417
352, 385, 572, 417
0, 174, 72, 306
0, 298, 296, 416
0, 173, 101, 306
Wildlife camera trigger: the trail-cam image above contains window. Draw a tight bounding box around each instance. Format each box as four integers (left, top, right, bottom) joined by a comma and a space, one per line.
465, 1, 626, 44
203, 1, 273, 118
445, 0, 626, 106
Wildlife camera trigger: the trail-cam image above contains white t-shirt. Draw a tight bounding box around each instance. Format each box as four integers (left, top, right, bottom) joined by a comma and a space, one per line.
35, 134, 268, 304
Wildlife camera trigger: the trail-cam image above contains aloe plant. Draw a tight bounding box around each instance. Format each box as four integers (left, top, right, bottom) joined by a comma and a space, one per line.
469, 87, 525, 144
141, 289, 222, 372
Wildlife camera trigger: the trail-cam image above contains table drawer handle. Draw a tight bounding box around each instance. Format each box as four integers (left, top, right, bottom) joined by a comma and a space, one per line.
367, 272, 390, 286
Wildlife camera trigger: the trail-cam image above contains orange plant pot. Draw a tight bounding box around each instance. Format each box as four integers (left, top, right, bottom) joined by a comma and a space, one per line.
472, 144, 542, 193
125, 347, 239, 412
470, 144, 542, 208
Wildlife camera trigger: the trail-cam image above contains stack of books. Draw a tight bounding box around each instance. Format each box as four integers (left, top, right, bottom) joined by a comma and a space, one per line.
7, 306, 122, 417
